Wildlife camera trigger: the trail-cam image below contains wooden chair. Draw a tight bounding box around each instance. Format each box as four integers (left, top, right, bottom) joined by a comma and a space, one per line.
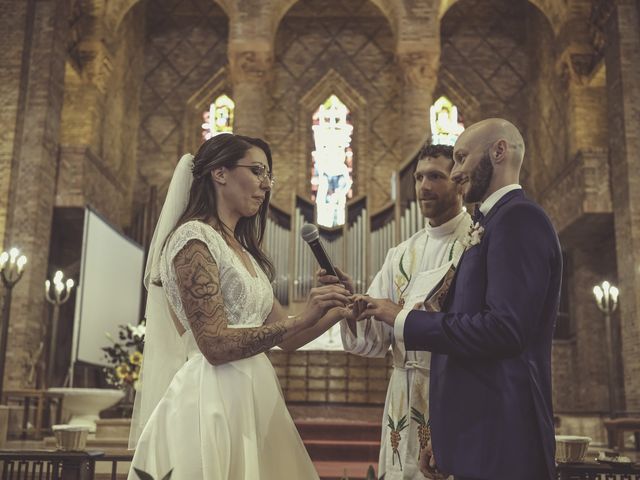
603, 417, 640, 451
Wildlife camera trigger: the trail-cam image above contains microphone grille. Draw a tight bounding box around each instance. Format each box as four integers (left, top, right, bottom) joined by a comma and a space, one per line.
300, 223, 319, 242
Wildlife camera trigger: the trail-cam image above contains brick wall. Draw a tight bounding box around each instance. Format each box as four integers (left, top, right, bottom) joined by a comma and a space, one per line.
2, 0, 70, 389
604, 1, 640, 412
0, 1, 28, 245
57, 4, 146, 227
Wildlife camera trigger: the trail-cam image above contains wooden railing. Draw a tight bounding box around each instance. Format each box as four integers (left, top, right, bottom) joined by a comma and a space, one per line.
0, 451, 133, 480
556, 461, 640, 479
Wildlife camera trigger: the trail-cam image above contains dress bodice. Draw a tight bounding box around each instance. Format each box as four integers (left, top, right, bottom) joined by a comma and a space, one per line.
159, 220, 274, 332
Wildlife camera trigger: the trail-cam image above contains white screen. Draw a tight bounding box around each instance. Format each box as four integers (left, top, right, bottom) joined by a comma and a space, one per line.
73, 208, 145, 366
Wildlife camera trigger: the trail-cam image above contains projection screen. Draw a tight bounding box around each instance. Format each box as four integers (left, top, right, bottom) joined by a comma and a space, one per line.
72, 207, 145, 368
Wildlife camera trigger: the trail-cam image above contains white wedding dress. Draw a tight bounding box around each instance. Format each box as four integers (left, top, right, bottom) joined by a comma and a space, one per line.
128, 221, 319, 480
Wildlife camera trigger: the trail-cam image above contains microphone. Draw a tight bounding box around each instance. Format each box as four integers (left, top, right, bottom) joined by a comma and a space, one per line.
300, 223, 338, 277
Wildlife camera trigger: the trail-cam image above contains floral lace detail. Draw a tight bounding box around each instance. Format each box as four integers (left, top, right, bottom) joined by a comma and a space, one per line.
160, 221, 274, 331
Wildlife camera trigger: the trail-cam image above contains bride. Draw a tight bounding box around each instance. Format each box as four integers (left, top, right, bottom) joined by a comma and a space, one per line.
128, 134, 351, 479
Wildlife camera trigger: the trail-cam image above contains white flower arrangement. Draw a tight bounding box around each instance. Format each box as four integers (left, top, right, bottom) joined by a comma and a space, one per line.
462, 222, 485, 248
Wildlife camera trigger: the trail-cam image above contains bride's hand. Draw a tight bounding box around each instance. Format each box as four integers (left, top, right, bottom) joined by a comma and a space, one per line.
300, 285, 351, 327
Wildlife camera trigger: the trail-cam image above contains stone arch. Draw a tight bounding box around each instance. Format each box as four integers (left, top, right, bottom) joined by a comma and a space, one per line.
298, 70, 368, 201
135, 0, 230, 192
437, 0, 555, 193
438, 0, 563, 35
108, 0, 230, 33
271, 0, 398, 42
267, 0, 399, 210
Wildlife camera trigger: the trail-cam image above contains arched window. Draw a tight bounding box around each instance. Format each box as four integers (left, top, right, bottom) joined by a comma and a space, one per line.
430, 96, 464, 146
202, 94, 234, 141
311, 94, 354, 228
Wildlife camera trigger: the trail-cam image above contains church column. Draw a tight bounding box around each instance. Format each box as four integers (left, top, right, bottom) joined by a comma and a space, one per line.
57, 1, 114, 207
603, 0, 640, 412
397, 49, 438, 159
228, 42, 273, 138
553, 18, 616, 411
2, 0, 70, 389
0, 1, 30, 244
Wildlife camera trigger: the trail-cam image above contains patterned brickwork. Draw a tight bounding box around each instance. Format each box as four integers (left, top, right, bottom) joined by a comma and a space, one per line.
136, 0, 229, 201
266, 0, 401, 211
438, 0, 533, 189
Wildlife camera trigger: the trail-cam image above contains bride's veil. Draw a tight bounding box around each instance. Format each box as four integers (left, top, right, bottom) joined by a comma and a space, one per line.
128, 153, 194, 449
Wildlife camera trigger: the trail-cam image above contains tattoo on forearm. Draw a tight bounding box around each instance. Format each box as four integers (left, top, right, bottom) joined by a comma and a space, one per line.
174, 240, 286, 363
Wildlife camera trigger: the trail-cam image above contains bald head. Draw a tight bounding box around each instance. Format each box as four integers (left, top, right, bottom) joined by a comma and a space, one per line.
460, 118, 525, 167
450, 118, 526, 203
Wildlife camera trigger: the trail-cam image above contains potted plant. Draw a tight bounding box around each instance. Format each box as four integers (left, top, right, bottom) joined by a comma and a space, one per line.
102, 321, 145, 404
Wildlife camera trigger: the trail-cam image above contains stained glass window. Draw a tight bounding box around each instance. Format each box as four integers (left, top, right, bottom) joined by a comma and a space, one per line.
430, 96, 464, 146
311, 94, 354, 228
202, 94, 234, 141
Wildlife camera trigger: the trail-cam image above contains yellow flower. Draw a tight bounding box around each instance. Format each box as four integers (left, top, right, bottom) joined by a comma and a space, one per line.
129, 351, 143, 365
115, 364, 130, 379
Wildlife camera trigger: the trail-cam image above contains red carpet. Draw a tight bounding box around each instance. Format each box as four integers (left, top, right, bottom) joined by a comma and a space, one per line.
295, 420, 381, 480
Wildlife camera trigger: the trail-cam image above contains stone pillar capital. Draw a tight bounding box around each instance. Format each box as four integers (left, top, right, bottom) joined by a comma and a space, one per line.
227, 42, 273, 138
556, 46, 596, 87
68, 0, 114, 94
396, 49, 438, 91
228, 43, 274, 85
396, 47, 438, 158
82, 40, 114, 94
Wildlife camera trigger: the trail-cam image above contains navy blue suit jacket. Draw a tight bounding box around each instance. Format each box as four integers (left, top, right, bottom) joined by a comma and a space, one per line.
403, 190, 561, 480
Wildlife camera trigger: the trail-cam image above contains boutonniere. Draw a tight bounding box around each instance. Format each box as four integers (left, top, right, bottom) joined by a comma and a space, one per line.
462, 222, 485, 248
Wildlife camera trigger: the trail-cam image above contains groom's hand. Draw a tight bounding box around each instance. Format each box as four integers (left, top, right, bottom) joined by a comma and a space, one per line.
419, 439, 448, 479
355, 296, 402, 327
317, 268, 362, 335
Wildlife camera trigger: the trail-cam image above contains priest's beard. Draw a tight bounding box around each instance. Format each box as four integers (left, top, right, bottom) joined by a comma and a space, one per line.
464, 150, 493, 203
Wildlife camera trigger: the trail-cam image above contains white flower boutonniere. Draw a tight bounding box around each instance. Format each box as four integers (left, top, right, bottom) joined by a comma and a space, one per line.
463, 222, 485, 248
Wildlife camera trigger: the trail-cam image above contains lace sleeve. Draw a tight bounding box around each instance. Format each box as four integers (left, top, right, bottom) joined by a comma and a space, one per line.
159, 221, 225, 330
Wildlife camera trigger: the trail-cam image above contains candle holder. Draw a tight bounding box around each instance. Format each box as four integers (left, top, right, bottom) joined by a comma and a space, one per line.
593, 280, 620, 416
45, 271, 74, 388
0, 248, 28, 398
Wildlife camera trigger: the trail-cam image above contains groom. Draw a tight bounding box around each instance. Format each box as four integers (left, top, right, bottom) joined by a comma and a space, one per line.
358, 118, 561, 480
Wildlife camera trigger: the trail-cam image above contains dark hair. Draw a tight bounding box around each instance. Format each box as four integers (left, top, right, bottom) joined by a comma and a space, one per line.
173, 133, 275, 281
417, 144, 454, 167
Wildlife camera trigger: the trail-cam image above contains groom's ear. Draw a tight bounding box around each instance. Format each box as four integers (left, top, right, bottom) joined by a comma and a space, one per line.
493, 139, 508, 164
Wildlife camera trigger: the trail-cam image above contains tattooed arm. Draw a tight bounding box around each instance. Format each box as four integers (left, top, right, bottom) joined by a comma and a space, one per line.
174, 239, 350, 365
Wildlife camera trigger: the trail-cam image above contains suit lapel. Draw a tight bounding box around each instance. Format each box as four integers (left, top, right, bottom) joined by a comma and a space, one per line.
442, 190, 525, 310
480, 189, 524, 227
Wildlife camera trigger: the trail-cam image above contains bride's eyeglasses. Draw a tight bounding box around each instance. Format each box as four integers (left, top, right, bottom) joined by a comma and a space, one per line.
234, 164, 276, 187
